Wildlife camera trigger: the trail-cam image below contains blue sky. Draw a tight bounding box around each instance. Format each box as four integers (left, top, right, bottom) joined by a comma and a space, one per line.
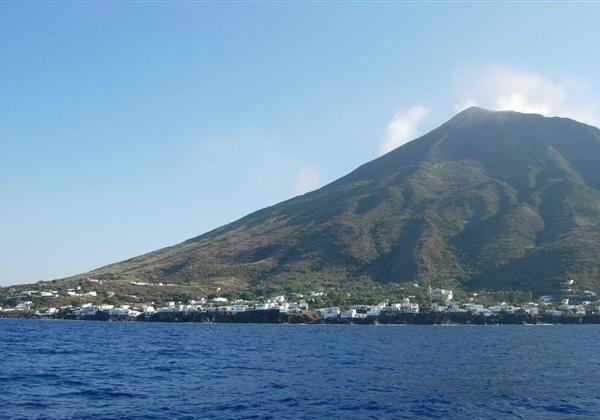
2, 3, 600, 285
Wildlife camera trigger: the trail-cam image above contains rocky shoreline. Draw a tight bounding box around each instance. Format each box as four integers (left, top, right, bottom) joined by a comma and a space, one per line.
3, 309, 600, 325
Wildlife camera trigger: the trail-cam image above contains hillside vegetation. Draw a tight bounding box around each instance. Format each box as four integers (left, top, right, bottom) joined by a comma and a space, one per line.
10, 107, 600, 297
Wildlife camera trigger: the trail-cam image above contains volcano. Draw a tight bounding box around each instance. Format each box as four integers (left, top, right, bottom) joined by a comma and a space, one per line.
53, 108, 600, 295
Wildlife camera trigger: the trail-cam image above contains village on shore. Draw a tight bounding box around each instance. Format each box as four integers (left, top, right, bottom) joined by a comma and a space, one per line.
2, 277, 600, 325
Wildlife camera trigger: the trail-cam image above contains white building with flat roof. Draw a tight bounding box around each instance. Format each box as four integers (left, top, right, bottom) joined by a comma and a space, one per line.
428, 287, 453, 302
341, 309, 357, 319
323, 307, 341, 319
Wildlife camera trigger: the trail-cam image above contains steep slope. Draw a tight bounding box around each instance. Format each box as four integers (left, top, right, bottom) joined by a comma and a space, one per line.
54, 108, 600, 295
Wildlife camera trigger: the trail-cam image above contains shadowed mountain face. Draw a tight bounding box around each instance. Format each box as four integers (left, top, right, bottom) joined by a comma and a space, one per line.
66, 108, 600, 294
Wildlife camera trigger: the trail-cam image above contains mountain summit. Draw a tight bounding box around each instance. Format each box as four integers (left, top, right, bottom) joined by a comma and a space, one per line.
53, 108, 600, 295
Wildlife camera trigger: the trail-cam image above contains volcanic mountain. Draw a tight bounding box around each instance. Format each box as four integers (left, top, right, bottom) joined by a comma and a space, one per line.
44, 108, 600, 295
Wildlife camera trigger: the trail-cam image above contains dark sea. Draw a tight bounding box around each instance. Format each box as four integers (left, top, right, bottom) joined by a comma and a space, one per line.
1, 320, 600, 419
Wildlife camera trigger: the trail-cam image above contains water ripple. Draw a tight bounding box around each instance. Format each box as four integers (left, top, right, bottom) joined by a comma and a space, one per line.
1, 320, 600, 418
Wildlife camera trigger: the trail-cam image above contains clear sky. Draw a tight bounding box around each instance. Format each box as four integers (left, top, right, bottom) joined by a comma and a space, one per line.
2, 2, 600, 286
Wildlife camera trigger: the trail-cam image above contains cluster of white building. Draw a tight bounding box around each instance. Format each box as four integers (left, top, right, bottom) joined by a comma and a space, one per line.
67, 288, 98, 297
317, 287, 453, 321
23, 291, 600, 320
49, 295, 312, 319
319, 298, 420, 320
130, 281, 178, 287
315, 285, 600, 320
69, 303, 141, 318
433, 299, 600, 317
430, 301, 541, 317
5, 279, 600, 321
3, 301, 35, 312
14, 287, 98, 299
18, 290, 60, 298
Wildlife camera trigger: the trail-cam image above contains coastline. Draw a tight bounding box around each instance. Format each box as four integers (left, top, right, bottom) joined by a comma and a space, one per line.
3, 308, 600, 325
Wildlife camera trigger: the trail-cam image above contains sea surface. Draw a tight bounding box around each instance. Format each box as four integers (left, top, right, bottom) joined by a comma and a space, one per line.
1, 320, 600, 419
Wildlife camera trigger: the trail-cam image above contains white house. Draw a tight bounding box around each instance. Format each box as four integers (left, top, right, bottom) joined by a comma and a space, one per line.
130, 310, 141, 318
323, 307, 341, 319
15, 301, 33, 310
341, 309, 357, 319
559, 299, 571, 310
143, 306, 156, 314
428, 287, 453, 302
384, 299, 420, 314
253, 303, 274, 311
524, 304, 539, 316
211, 297, 228, 303
290, 300, 309, 311
464, 303, 486, 313
36, 307, 59, 316
158, 302, 179, 313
